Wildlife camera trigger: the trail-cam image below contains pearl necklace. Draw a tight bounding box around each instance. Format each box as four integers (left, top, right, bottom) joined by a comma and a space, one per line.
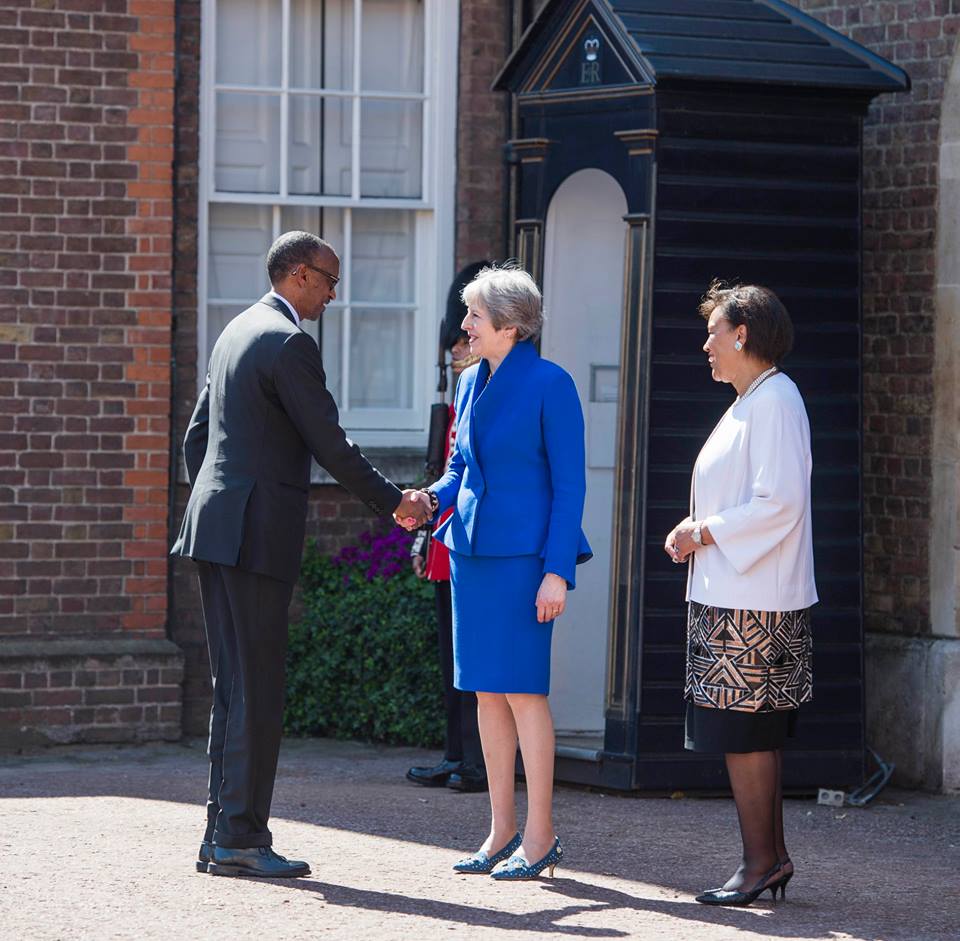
736, 365, 778, 403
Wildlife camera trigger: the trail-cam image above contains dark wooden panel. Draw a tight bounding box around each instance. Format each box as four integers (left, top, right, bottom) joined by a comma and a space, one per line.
639, 89, 863, 789
813, 575, 863, 608
811, 467, 861, 504
657, 215, 859, 254
642, 645, 686, 679
658, 139, 861, 183
654, 252, 859, 291
658, 177, 860, 218
656, 107, 860, 147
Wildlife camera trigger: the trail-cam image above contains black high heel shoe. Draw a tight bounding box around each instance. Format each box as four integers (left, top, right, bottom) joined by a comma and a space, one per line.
770, 857, 793, 899
695, 863, 783, 907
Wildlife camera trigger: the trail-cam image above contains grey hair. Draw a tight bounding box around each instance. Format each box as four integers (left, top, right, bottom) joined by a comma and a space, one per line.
460, 263, 543, 342
267, 230, 332, 284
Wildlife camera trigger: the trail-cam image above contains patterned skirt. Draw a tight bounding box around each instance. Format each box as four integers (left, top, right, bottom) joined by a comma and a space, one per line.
684, 601, 813, 713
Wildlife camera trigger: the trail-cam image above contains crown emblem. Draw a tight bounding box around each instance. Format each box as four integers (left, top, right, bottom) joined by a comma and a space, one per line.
584, 37, 600, 62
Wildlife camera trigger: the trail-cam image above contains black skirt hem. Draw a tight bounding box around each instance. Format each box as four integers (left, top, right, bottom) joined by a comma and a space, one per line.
684, 702, 799, 754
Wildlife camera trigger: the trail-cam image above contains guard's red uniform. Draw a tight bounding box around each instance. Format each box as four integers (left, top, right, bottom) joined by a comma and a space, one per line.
424, 404, 456, 582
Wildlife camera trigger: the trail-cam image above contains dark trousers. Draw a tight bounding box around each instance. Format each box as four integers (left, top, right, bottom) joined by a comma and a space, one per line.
196, 560, 295, 848
435, 580, 483, 768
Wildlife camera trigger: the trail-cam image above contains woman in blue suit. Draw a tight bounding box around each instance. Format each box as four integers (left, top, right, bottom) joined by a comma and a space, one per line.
421, 265, 591, 881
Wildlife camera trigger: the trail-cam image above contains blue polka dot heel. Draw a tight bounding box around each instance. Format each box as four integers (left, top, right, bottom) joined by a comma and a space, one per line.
452, 832, 522, 874
490, 838, 563, 881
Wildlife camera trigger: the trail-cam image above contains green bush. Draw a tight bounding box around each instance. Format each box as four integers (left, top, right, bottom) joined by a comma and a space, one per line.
284, 528, 445, 747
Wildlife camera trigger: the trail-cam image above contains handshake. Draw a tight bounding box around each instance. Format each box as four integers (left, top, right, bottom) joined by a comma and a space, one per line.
393, 489, 436, 531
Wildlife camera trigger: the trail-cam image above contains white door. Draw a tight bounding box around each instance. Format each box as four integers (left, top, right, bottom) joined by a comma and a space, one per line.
541, 168, 627, 738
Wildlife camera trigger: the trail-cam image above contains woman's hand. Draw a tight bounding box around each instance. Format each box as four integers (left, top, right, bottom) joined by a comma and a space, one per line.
393, 489, 431, 531
664, 517, 693, 564
536, 573, 567, 623
665, 518, 711, 563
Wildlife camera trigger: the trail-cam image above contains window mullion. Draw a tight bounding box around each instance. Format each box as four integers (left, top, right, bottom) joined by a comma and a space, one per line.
351, 0, 361, 202
280, 0, 290, 198
421, 0, 432, 206
343, 207, 352, 410
198, 0, 217, 378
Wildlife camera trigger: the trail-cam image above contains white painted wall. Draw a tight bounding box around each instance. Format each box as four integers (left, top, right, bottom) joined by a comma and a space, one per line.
541, 168, 628, 736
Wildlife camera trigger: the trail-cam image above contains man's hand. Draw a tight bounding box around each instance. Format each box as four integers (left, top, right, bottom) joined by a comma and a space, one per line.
411, 555, 426, 578
394, 489, 431, 531
536, 573, 567, 623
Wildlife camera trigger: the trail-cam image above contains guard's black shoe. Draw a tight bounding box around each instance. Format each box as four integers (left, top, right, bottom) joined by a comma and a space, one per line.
447, 765, 488, 793
406, 758, 462, 787
196, 840, 213, 873
208, 845, 311, 879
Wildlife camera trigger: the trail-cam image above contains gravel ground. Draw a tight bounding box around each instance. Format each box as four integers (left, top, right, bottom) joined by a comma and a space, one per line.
1, 737, 957, 941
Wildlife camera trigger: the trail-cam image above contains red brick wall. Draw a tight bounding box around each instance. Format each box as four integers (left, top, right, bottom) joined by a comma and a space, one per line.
0, 638, 182, 745
0, 0, 176, 639
456, 0, 511, 268
794, 1, 960, 635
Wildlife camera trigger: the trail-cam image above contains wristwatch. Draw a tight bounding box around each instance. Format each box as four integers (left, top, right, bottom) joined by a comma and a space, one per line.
421, 488, 439, 516
692, 524, 703, 547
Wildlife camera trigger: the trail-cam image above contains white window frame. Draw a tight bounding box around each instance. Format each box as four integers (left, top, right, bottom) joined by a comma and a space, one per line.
197, 0, 459, 448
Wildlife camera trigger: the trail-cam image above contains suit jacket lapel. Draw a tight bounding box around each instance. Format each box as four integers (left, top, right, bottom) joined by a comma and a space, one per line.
472, 340, 537, 435
456, 361, 486, 468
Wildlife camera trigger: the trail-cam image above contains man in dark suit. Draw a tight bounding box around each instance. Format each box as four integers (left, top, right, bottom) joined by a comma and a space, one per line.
171, 231, 428, 878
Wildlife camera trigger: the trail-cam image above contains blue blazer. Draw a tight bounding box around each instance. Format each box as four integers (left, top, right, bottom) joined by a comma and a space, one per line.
431, 340, 592, 588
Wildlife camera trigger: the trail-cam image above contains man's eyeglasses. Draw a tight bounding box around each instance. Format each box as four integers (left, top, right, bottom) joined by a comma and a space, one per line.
303, 263, 340, 290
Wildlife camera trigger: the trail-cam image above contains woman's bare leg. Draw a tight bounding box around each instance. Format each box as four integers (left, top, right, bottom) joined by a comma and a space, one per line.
506, 692, 556, 862
476, 691, 519, 854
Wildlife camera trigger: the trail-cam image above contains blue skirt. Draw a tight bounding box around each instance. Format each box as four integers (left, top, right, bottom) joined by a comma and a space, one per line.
449, 550, 554, 694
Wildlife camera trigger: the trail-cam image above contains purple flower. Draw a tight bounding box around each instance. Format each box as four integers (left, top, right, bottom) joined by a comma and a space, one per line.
333, 522, 414, 581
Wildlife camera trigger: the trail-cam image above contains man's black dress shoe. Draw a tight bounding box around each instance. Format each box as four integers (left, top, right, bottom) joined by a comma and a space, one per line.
406, 758, 462, 787
447, 765, 488, 793
196, 840, 213, 873
207, 845, 311, 879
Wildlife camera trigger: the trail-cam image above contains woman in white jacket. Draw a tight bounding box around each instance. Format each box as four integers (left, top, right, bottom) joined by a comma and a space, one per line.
665, 281, 817, 908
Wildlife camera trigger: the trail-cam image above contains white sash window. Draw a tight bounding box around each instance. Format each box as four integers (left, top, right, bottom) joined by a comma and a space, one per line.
199, 0, 457, 443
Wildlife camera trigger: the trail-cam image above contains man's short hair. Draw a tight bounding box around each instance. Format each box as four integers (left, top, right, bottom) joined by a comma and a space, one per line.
698, 280, 794, 364
267, 231, 332, 285
461, 263, 543, 343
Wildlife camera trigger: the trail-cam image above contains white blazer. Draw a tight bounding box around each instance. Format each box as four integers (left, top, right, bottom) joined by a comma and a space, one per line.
686, 372, 818, 612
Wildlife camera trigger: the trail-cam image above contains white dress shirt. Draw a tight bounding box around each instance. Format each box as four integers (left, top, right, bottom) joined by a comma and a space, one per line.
686, 372, 818, 612
269, 290, 301, 327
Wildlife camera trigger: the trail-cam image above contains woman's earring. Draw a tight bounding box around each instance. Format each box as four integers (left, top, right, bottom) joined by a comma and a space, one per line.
734, 340, 743, 352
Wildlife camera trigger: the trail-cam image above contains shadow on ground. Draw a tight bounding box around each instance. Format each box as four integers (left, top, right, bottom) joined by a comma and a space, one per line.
1, 737, 957, 941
